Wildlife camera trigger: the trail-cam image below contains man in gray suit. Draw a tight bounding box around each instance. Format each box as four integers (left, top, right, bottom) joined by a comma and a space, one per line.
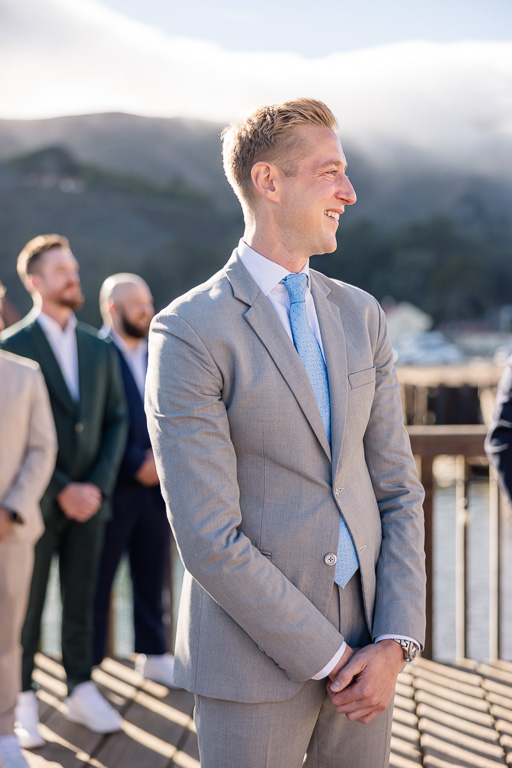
145, 98, 426, 768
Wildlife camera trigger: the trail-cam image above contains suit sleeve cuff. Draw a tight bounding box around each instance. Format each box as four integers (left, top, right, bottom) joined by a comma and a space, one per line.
311, 642, 347, 680
375, 634, 421, 648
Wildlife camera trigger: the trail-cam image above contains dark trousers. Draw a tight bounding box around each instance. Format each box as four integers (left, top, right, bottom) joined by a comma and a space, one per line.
21, 514, 106, 695
93, 486, 170, 667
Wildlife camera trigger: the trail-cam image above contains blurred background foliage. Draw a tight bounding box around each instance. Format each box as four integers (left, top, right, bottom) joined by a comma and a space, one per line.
0, 114, 510, 328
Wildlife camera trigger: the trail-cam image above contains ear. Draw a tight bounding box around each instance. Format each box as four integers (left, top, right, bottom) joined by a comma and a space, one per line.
25, 272, 40, 295
251, 161, 280, 202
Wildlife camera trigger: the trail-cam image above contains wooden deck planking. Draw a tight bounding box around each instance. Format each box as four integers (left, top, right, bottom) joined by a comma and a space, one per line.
22, 655, 512, 767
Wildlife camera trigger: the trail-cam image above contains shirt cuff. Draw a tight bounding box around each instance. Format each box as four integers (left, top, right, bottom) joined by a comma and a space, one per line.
375, 634, 420, 648
311, 642, 347, 680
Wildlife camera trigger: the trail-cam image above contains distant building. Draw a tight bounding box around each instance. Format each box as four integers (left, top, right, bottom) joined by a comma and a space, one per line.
383, 301, 432, 348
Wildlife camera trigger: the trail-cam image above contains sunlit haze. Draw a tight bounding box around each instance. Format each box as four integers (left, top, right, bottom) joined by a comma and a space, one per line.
1, 0, 511, 174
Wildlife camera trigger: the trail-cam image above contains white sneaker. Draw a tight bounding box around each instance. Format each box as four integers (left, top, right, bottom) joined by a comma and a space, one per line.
135, 653, 182, 689
14, 691, 44, 749
0, 735, 30, 768
64, 681, 122, 733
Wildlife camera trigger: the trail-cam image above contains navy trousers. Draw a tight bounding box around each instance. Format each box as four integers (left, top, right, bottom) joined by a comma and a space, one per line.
93, 484, 170, 666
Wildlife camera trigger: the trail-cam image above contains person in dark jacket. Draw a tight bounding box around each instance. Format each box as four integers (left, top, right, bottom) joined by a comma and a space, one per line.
485, 358, 512, 507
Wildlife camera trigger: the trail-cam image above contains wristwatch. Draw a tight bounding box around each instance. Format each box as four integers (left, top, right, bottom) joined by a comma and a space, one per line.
392, 638, 418, 663
7, 509, 24, 525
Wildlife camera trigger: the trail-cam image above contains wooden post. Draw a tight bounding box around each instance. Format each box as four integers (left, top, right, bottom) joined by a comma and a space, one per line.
419, 456, 434, 660
408, 425, 488, 663
455, 456, 468, 661
488, 469, 501, 661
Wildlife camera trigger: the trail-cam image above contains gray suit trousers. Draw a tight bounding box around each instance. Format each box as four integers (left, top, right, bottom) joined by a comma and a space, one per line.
194, 574, 394, 768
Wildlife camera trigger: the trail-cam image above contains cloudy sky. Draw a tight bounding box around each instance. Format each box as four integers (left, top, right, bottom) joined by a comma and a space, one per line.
99, 0, 512, 54
1, 0, 511, 171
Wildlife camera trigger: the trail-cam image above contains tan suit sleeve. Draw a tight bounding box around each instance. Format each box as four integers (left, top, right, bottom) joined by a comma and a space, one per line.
2, 365, 57, 523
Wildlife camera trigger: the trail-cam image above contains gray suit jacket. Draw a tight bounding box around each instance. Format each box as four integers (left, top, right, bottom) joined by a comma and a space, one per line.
145, 251, 426, 704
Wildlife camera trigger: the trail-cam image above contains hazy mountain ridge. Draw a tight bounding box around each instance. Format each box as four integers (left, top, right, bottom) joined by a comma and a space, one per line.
0, 113, 511, 327
0, 139, 242, 323
0, 113, 234, 205
1, 112, 511, 227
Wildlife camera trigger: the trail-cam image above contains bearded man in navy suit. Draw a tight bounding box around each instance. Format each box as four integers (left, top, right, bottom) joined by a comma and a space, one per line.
93, 274, 179, 688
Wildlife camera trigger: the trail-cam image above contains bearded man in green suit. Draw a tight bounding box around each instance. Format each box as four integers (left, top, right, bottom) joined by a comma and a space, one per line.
0, 235, 128, 747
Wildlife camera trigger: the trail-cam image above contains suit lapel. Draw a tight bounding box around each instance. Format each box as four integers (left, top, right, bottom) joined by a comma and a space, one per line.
115, 341, 144, 406
310, 272, 348, 480
30, 321, 77, 415
77, 327, 94, 422
225, 253, 331, 459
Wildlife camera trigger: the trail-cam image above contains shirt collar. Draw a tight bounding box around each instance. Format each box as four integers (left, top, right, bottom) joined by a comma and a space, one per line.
237, 239, 310, 296
109, 326, 148, 358
37, 310, 77, 336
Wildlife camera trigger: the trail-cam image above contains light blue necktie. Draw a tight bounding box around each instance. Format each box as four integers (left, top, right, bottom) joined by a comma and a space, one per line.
281, 273, 358, 588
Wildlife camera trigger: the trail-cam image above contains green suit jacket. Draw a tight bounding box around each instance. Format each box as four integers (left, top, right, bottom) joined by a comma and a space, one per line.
1, 310, 128, 529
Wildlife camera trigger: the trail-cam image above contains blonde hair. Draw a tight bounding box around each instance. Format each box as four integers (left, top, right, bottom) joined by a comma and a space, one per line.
221, 97, 338, 207
17, 234, 70, 282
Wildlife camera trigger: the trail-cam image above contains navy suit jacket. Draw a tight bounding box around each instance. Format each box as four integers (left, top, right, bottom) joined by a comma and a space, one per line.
113, 343, 165, 513
485, 357, 512, 507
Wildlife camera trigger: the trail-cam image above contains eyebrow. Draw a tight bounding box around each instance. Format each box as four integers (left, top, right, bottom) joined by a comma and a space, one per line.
319, 159, 348, 171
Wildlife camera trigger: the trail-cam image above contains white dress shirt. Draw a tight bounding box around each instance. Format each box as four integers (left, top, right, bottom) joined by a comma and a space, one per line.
37, 311, 79, 401
238, 240, 419, 678
238, 239, 325, 356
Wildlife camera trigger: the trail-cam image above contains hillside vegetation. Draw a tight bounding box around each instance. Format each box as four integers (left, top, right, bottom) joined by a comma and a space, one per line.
0, 113, 510, 328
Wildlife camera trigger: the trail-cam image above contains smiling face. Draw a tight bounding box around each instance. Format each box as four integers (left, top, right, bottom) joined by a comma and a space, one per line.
275, 125, 356, 262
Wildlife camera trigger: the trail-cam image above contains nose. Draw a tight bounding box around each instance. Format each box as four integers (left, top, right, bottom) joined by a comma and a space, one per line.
337, 173, 356, 206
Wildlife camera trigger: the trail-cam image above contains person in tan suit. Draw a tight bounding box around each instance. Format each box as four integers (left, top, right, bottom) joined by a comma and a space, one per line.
0, 282, 57, 768
145, 98, 426, 768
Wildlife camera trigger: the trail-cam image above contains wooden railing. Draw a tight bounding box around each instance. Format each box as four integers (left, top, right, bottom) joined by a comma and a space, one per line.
407, 424, 501, 661
106, 424, 502, 665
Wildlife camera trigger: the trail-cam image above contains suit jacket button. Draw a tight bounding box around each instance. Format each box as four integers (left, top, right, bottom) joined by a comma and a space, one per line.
324, 553, 337, 566
75, 422, 84, 433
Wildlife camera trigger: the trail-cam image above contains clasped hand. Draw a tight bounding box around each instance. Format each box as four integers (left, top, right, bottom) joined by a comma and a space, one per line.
57, 482, 102, 522
327, 639, 404, 724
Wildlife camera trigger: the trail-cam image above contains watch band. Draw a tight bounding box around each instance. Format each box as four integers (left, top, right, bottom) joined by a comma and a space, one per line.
392, 638, 418, 663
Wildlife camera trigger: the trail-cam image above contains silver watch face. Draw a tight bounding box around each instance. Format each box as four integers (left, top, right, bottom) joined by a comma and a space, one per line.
404, 642, 417, 662
393, 638, 418, 662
